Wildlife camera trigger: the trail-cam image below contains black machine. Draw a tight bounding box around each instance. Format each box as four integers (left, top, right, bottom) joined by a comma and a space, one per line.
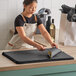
60, 4, 76, 22
36, 8, 51, 34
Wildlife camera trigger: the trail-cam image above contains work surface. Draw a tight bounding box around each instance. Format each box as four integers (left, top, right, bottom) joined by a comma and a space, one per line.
2, 48, 74, 64
0, 35, 76, 72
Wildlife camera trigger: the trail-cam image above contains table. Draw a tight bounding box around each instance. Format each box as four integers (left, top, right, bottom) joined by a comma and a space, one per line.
0, 35, 76, 76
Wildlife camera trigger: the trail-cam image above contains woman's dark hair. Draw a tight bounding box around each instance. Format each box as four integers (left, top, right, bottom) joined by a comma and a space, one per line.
23, 0, 38, 11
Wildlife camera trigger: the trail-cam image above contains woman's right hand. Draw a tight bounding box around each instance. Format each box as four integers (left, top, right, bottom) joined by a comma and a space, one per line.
36, 44, 45, 51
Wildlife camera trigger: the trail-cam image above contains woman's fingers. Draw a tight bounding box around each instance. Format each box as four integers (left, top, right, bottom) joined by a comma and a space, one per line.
51, 43, 58, 48
37, 44, 45, 51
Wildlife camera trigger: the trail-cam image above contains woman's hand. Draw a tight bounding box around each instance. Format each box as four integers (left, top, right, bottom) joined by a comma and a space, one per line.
36, 44, 45, 51
50, 42, 58, 48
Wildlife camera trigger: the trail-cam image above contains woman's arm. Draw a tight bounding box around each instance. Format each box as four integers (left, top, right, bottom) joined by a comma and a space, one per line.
38, 24, 58, 48
16, 26, 45, 50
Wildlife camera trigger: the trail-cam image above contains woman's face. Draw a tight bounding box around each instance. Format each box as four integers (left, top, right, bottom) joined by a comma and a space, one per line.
24, 2, 37, 14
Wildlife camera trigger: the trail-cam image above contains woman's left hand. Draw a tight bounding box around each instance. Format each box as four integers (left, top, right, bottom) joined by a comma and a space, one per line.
50, 42, 58, 48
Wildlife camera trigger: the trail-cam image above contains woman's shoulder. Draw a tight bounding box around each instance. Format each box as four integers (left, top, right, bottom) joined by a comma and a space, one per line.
34, 14, 42, 26
14, 14, 25, 27
15, 14, 23, 20
34, 14, 40, 17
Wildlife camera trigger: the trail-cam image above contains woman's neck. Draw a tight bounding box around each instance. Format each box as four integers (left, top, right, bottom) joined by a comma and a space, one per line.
22, 11, 32, 18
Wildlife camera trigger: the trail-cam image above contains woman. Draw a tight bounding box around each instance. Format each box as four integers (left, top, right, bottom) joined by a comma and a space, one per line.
5, 0, 58, 51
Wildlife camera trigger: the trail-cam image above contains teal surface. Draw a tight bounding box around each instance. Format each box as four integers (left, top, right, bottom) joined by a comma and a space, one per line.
0, 64, 76, 76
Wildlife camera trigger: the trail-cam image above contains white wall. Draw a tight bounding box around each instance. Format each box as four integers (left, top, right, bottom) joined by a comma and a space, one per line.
0, 0, 76, 50
0, 0, 24, 50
